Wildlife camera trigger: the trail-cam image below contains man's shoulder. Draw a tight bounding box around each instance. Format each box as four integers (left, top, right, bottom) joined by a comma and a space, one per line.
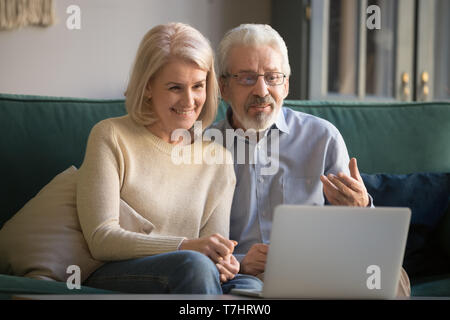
209, 118, 227, 132
282, 107, 341, 137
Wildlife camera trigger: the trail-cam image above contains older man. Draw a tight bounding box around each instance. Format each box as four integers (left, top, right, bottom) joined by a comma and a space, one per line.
210, 24, 409, 296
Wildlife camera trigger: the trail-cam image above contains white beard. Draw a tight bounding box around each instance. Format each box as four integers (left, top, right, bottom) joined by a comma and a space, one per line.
232, 106, 279, 132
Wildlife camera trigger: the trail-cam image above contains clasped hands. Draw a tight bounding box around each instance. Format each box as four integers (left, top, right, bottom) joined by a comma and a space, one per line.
179, 233, 239, 283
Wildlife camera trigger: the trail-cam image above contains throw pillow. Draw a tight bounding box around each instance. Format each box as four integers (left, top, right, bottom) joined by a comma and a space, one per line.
0, 166, 154, 283
361, 172, 450, 277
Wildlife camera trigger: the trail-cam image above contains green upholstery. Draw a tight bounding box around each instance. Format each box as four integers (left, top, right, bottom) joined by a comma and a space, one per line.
1, 93, 449, 298
0, 94, 126, 228
216, 100, 450, 174
0, 274, 114, 298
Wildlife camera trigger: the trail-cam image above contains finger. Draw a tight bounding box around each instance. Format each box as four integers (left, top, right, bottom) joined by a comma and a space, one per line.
349, 158, 362, 182
213, 234, 235, 254
327, 174, 354, 198
321, 174, 339, 191
208, 250, 223, 264
219, 273, 227, 283
218, 259, 239, 275
256, 244, 269, 254
322, 179, 346, 205
336, 172, 362, 192
216, 263, 235, 281
209, 236, 233, 258
321, 175, 344, 199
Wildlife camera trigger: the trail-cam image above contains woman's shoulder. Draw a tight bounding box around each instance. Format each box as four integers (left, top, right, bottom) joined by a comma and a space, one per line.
92, 115, 133, 131
90, 115, 140, 139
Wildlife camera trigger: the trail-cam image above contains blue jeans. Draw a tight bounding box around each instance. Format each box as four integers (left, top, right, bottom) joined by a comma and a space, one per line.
83, 250, 262, 294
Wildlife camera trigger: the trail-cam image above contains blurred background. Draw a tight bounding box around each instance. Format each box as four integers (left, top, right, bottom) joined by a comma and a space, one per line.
0, 0, 448, 102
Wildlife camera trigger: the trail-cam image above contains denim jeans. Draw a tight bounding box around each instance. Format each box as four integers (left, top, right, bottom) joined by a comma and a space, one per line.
83, 250, 262, 294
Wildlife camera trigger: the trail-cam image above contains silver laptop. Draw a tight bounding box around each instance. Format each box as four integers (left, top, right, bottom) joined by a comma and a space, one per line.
231, 205, 411, 299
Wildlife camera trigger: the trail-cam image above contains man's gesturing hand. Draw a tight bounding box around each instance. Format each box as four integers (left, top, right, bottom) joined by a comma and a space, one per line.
320, 157, 369, 207
240, 243, 269, 276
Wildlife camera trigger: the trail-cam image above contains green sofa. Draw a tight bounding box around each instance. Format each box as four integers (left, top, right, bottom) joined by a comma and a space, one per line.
0, 93, 449, 298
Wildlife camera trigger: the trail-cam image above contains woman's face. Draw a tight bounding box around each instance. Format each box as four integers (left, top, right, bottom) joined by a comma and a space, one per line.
146, 58, 208, 143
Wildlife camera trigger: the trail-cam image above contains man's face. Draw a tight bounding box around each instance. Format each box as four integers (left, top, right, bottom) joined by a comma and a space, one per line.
220, 45, 289, 131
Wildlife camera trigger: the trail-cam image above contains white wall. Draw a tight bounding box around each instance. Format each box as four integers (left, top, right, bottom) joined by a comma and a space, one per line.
0, 0, 271, 99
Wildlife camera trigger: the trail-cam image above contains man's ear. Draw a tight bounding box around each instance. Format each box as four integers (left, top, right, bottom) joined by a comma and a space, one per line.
283, 76, 290, 99
219, 76, 229, 102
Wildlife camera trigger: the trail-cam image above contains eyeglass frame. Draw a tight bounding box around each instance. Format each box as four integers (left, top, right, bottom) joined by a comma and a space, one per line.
223, 71, 287, 86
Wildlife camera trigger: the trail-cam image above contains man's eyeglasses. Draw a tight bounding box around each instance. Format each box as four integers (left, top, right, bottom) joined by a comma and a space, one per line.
226, 71, 286, 86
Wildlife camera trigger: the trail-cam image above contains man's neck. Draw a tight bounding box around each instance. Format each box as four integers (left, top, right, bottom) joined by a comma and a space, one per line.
230, 114, 267, 142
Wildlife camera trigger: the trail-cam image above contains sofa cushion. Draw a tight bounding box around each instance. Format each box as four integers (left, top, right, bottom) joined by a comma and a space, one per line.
0, 166, 104, 283
0, 166, 155, 284
361, 173, 450, 278
0, 274, 114, 297
411, 273, 450, 297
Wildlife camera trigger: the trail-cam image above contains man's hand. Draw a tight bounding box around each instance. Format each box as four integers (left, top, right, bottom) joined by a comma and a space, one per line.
240, 243, 269, 276
320, 158, 369, 207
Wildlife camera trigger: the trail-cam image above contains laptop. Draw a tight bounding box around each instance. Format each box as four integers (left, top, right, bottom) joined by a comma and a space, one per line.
231, 205, 411, 299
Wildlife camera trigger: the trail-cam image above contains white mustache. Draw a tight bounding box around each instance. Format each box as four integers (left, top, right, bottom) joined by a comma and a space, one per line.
245, 95, 276, 112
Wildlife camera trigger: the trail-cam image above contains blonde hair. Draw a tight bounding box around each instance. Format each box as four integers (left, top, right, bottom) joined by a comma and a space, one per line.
217, 24, 291, 77
125, 22, 218, 128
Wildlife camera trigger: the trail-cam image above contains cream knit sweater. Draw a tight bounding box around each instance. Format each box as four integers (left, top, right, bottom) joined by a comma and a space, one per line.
76, 115, 236, 261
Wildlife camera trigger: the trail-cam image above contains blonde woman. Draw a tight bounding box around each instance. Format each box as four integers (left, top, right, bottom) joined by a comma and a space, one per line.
77, 23, 262, 294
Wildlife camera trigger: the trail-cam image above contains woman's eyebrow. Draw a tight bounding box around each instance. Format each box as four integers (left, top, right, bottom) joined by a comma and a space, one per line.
165, 79, 206, 86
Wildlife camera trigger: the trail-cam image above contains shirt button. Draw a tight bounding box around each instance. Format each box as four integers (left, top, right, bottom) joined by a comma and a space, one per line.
258, 177, 264, 183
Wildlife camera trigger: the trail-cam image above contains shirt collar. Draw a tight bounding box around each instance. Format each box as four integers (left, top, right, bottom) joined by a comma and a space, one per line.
225, 105, 290, 134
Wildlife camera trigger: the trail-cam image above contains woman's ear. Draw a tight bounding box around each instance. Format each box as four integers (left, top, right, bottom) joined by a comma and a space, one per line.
144, 81, 152, 99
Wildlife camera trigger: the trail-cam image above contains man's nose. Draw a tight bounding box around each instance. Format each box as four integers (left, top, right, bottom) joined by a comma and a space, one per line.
252, 75, 269, 97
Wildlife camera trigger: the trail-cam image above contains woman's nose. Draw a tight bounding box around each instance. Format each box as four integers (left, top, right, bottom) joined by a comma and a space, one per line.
182, 89, 195, 108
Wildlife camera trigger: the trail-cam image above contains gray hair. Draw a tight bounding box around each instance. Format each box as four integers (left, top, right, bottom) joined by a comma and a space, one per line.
217, 24, 291, 77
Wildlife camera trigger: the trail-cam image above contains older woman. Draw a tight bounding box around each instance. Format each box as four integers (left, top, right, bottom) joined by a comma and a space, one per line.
77, 23, 262, 294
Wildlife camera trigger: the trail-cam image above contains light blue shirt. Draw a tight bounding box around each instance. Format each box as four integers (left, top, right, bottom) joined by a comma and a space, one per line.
210, 106, 360, 261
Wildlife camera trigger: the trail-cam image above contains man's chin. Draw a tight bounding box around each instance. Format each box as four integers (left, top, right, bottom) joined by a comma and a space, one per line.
241, 115, 276, 132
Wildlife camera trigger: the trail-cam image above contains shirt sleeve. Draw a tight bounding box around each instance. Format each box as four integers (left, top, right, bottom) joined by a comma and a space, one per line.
76, 121, 184, 261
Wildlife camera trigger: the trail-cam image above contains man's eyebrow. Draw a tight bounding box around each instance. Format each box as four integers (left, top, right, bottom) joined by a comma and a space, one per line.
235, 68, 279, 73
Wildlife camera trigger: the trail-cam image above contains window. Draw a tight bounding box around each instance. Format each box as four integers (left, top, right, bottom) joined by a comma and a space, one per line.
305, 0, 449, 101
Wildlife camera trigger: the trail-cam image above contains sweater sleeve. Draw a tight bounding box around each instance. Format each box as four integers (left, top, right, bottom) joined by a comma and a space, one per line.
76, 121, 184, 261
199, 149, 236, 240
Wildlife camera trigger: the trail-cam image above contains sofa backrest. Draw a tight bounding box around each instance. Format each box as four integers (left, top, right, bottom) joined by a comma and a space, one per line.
0, 94, 126, 228
282, 100, 450, 175
1, 93, 449, 228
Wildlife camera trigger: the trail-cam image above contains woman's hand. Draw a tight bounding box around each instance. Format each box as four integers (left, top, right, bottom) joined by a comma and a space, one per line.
216, 254, 240, 283
179, 233, 236, 263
